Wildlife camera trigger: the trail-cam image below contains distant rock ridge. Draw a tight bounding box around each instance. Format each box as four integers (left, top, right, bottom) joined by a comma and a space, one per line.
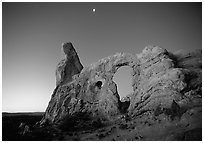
40, 42, 202, 131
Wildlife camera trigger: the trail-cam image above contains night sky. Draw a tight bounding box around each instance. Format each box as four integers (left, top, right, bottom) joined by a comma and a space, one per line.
2, 2, 201, 112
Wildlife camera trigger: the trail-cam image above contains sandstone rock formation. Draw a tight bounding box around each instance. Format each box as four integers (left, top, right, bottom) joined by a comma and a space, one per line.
41, 48, 137, 124
40, 42, 201, 139
128, 46, 187, 117
56, 42, 83, 86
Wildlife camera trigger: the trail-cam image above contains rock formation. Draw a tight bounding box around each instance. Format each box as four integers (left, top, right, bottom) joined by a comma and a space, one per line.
128, 46, 187, 116
40, 43, 201, 140
41, 46, 138, 124
55, 42, 83, 86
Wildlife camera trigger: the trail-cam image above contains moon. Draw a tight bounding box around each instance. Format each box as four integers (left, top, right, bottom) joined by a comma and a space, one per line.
92, 8, 96, 12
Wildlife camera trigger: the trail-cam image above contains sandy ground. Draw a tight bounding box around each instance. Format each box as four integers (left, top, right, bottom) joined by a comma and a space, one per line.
2, 109, 201, 141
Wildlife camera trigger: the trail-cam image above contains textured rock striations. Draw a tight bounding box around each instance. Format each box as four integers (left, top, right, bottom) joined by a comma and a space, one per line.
40, 42, 201, 137
128, 46, 187, 116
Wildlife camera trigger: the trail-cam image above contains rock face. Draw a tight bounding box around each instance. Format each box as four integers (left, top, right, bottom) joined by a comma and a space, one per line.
41, 43, 138, 125
56, 42, 83, 86
40, 42, 201, 136
128, 46, 187, 116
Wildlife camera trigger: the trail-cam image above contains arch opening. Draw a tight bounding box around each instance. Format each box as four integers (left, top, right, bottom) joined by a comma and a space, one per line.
95, 81, 102, 89
113, 66, 133, 101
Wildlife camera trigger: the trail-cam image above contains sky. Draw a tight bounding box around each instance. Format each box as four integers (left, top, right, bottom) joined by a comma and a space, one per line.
2, 2, 202, 112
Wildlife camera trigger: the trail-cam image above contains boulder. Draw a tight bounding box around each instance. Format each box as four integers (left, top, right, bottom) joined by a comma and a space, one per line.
18, 123, 31, 136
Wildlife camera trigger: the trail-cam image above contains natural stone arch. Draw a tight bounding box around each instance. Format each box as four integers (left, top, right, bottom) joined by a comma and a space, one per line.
39, 42, 202, 141
113, 66, 134, 100
41, 42, 198, 131
41, 45, 140, 124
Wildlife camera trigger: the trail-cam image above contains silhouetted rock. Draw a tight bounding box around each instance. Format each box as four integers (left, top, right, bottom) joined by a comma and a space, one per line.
121, 96, 130, 102
119, 96, 130, 114
18, 123, 30, 136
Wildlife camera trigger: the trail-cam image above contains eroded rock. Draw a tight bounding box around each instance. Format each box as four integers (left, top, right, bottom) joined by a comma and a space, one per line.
40, 43, 201, 136
56, 42, 83, 86
128, 46, 187, 117
41, 44, 138, 125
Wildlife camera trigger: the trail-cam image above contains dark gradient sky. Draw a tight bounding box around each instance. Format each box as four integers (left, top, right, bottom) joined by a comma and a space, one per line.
3, 2, 201, 112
